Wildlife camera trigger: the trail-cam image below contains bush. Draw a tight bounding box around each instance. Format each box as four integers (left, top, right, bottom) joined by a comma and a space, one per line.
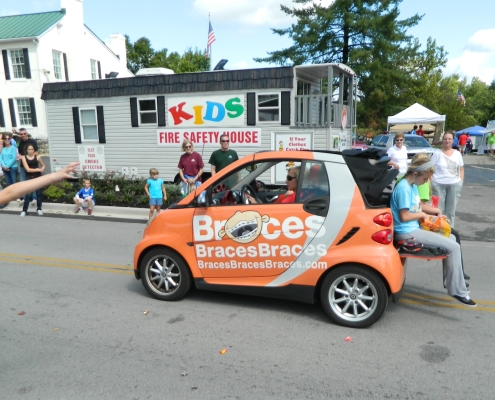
37, 169, 187, 209
43, 185, 65, 201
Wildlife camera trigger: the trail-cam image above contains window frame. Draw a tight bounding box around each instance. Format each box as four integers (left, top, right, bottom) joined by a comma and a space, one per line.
52, 50, 63, 80
256, 92, 280, 124
10, 49, 26, 80
15, 98, 32, 126
79, 108, 99, 142
138, 98, 158, 125
90, 59, 98, 80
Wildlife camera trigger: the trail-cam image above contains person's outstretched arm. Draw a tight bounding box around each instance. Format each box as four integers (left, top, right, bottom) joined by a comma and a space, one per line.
0, 162, 79, 205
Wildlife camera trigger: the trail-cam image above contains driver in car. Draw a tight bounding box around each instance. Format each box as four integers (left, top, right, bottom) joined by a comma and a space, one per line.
246, 166, 300, 204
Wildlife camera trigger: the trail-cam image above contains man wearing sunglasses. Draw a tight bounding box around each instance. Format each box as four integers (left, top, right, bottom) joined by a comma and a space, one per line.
209, 135, 239, 176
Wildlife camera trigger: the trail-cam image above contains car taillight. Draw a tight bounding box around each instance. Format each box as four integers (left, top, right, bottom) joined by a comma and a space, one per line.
373, 212, 392, 227
372, 229, 393, 244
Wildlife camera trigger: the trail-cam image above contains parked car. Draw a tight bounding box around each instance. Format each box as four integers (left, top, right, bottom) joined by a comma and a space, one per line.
370, 134, 436, 160
134, 149, 406, 328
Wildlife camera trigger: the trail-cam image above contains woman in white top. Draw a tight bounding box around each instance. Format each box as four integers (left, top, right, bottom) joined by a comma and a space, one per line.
387, 133, 408, 175
430, 131, 464, 228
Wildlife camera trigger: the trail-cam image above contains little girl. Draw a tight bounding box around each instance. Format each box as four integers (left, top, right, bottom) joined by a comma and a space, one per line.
20, 144, 45, 217
144, 168, 167, 219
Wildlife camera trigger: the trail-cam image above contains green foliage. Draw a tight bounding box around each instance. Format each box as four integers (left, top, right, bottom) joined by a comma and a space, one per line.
125, 35, 210, 74
43, 185, 65, 200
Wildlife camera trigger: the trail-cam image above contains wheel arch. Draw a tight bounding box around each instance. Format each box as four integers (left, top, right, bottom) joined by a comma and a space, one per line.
314, 262, 391, 302
136, 244, 191, 282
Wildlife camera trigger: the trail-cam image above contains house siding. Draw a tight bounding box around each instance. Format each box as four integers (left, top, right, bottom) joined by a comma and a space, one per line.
45, 87, 330, 182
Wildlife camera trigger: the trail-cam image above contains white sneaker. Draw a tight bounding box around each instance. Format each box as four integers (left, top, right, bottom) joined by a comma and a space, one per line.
20, 211, 26, 217
31, 199, 37, 205
37, 210, 43, 216
18, 199, 24, 204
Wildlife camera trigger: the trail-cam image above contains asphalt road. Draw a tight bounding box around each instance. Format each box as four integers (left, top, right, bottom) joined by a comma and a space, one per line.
1, 208, 495, 399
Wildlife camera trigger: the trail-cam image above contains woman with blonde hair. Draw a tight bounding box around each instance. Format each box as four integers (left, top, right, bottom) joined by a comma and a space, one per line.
177, 140, 204, 196
430, 131, 463, 228
391, 155, 475, 307
387, 132, 408, 175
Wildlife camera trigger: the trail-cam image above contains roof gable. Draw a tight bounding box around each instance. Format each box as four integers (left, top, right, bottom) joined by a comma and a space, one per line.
0, 11, 65, 40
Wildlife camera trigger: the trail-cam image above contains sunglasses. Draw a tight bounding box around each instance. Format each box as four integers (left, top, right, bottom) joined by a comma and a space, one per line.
184, 145, 192, 149
221, 140, 229, 143
286, 175, 297, 181
395, 139, 404, 142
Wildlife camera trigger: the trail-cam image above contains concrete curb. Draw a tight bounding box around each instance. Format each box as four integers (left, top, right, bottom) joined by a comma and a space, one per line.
0, 201, 148, 223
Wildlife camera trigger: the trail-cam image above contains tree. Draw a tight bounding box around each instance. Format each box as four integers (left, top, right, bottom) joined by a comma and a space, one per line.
255, 0, 448, 128
125, 36, 210, 74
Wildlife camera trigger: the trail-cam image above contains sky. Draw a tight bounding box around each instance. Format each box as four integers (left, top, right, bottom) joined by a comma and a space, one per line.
2, 0, 495, 84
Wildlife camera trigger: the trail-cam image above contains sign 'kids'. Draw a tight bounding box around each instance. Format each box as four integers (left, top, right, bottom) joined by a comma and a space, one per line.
167, 95, 245, 128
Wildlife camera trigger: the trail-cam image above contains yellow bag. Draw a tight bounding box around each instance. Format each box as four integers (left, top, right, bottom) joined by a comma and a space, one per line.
420, 215, 451, 237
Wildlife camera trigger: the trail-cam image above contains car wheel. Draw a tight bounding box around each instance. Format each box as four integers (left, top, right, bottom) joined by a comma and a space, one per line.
140, 247, 191, 301
320, 265, 388, 328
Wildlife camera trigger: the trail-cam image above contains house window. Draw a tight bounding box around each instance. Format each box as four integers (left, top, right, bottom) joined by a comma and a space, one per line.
90, 59, 98, 80
16, 99, 32, 125
139, 99, 157, 124
80, 109, 98, 140
53, 50, 63, 80
10, 49, 26, 79
257, 94, 280, 122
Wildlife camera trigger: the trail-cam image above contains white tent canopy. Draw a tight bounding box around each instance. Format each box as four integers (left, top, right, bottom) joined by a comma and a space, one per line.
387, 103, 446, 129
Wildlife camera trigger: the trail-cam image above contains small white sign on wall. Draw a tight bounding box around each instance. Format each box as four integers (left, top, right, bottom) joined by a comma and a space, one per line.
78, 145, 106, 172
273, 131, 313, 183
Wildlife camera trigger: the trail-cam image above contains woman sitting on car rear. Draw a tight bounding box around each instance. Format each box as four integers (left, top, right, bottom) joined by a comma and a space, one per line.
390, 155, 475, 307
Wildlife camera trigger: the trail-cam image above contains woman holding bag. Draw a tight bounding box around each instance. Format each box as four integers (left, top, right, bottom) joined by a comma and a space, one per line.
430, 132, 464, 228
391, 156, 474, 307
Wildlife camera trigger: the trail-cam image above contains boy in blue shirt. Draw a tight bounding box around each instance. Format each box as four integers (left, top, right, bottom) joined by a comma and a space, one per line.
74, 178, 95, 215
145, 168, 167, 219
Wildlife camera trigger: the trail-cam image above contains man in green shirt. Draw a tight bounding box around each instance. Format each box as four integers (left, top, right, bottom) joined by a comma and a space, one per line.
486, 131, 495, 157
209, 135, 239, 189
209, 135, 239, 174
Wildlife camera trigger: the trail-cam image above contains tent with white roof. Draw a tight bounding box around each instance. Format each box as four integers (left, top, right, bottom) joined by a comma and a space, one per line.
387, 103, 446, 135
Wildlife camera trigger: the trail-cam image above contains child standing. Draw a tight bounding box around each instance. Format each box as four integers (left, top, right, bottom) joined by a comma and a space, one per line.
20, 144, 45, 216
145, 168, 167, 219
74, 178, 96, 215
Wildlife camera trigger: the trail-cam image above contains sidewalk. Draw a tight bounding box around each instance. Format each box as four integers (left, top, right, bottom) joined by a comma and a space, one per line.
461, 152, 495, 166
0, 201, 148, 223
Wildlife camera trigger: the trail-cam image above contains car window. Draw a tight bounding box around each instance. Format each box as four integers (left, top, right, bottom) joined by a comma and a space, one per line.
209, 160, 303, 206
371, 135, 385, 146
404, 136, 430, 148
300, 162, 330, 202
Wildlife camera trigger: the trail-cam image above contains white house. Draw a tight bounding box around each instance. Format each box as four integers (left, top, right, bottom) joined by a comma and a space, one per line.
0, 0, 132, 139
41, 63, 357, 182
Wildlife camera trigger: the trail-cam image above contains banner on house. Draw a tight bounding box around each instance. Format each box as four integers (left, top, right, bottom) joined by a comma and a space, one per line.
157, 128, 261, 146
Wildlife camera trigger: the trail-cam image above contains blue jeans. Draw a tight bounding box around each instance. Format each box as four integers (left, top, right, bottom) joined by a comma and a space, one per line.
431, 180, 462, 229
23, 188, 42, 212
19, 164, 37, 201
3, 167, 18, 186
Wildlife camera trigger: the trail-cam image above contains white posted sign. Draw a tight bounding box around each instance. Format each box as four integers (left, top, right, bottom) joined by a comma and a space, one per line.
78, 145, 106, 172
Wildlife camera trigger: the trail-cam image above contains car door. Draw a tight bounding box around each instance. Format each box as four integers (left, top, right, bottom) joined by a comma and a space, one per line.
192, 158, 329, 278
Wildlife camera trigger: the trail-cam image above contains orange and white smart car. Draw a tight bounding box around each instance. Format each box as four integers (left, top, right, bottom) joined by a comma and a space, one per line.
134, 149, 406, 328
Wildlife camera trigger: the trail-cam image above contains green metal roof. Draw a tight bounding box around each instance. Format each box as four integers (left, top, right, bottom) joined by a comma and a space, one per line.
0, 11, 65, 40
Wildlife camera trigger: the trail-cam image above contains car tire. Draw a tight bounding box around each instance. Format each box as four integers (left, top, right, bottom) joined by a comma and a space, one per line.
320, 265, 388, 328
140, 247, 191, 301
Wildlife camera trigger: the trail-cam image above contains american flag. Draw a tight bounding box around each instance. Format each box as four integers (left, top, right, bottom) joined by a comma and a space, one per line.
206, 22, 216, 58
457, 90, 466, 106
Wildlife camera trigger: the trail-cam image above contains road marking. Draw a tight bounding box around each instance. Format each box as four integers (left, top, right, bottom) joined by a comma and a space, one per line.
401, 292, 495, 311
470, 166, 495, 172
0, 253, 133, 275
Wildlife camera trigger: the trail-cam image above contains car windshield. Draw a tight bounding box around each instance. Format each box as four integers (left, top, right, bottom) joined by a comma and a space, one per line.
403, 136, 430, 148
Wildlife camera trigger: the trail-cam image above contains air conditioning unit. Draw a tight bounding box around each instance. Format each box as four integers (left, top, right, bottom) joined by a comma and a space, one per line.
135, 68, 174, 76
